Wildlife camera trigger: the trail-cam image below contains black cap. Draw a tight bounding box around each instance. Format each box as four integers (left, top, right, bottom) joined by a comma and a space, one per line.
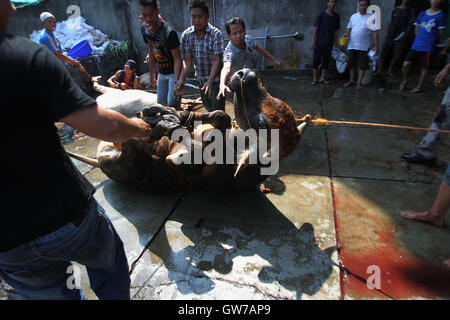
125, 59, 137, 70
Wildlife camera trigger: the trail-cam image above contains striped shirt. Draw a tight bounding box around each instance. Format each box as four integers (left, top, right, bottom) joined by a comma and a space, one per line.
180, 23, 224, 83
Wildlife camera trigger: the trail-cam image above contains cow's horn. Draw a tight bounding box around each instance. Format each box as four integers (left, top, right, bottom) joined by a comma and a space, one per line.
67, 151, 99, 168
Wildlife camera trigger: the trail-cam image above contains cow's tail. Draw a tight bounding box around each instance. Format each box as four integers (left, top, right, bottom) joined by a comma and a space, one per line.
67, 151, 100, 168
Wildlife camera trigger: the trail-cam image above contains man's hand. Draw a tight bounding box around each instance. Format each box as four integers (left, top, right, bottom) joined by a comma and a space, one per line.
217, 84, 232, 100
273, 59, 282, 69
174, 80, 185, 96
132, 118, 152, 138
435, 65, 450, 87
150, 75, 158, 87
202, 80, 213, 99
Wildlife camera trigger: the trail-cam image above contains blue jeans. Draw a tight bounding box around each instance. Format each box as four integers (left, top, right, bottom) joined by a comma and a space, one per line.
0, 199, 130, 300
157, 73, 180, 107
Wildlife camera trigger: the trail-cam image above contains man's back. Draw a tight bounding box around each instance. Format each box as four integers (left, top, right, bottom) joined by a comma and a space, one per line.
0, 33, 96, 252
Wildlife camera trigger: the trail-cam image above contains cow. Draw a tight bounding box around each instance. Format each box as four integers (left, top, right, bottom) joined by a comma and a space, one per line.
67, 69, 307, 192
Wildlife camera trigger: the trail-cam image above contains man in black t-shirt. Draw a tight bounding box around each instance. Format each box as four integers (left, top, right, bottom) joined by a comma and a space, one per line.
0, 0, 151, 300
140, 0, 182, 108
375, 0, 415, 76
310, 0, 341, 85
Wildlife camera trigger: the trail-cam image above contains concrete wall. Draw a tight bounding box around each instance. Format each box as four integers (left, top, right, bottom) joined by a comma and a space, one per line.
8, 0, 397, 74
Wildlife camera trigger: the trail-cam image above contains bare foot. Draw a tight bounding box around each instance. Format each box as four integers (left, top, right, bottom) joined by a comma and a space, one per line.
401, 210, 445, 227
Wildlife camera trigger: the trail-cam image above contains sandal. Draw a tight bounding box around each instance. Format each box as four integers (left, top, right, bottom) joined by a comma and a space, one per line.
310, 80, 319, 86
319, 80, 330, 85
409, 88, 422, 94
399, 82, 407, 91
357, 84, 365, 90
344, 81, 354, 87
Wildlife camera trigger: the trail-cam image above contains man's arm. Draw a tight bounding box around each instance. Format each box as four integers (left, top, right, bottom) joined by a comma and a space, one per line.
107, 71, 121, 89
343, 28, 351, 38
147, 43, 158, 87
372, 30, 379, 55
254, 45, 281, 68
171, 47, 182, 81
334, 30, 339, 47
435, 63, 450, 87
133, 76, 141, 90
311, 27, 319, 49
175, 52, 193, 95
61, 104, 151, 143
217, 62, 232, 100
53, 51, 85, 72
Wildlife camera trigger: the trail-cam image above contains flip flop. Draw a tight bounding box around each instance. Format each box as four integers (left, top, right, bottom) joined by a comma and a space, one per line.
344, 81, 354, 87
310, 80, 319, 86
399, 82, 407, 91
409, 88, 422, 94
319, 80, 330, 85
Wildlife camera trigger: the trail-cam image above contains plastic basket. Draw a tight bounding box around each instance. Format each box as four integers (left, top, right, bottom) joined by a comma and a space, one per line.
68, 40, 92, 59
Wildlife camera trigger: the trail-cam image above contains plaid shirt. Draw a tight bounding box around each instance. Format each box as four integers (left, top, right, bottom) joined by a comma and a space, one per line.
181, 23, 224, 83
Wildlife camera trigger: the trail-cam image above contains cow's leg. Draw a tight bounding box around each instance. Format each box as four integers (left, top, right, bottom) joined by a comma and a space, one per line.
178, 110, 231, 131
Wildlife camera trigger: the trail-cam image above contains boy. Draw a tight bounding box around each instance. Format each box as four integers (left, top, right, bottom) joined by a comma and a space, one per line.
107, 59, 140, 90
343, 0, 380, 90
375, 0, 415, 77
140, 0, 182, 108
175, 0, 225, 112
310, 0, 340, 86
400, 0, 446, 93
217, 17, 281, 99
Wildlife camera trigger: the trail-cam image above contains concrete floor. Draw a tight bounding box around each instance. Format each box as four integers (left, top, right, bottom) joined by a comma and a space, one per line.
2, 69, 450, 300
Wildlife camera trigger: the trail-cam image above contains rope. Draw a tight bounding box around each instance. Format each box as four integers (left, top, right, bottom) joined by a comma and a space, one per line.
297, 114, 450, 135
241, 77, 252, 129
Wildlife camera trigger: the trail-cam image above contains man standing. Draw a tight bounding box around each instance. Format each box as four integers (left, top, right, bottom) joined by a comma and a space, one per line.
375, 0, 415, 77
175, 0, 225, 112
401, 62, 450, 166
400, 0, 446, 93
310, 0, 340, 86
1, 0, 152, 300
140, 0, 182, 109
343, 0, 379, 90
217, 16, 281, 99
38, 12, 85, 72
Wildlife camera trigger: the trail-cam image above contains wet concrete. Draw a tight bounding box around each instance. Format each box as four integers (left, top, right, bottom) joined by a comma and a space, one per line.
2, 69, 450, 300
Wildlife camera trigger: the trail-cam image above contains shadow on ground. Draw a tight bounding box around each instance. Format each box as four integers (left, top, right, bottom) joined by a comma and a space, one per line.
103, 182, 336, 300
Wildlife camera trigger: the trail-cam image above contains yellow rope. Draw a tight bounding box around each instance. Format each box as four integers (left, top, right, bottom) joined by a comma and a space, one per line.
297, 114, 450, 135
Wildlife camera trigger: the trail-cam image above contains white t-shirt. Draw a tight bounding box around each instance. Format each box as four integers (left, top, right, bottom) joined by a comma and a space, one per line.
347, 12, 379, 51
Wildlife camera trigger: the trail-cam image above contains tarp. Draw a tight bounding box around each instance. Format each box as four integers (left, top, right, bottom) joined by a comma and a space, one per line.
11, 0, 41, 9
29, 16, 120, 56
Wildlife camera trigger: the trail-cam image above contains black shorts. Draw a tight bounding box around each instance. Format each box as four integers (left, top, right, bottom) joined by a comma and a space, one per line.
347, 50, 369, 70
313, 48, 332, 70
381, 38, 406, 61
405, 50, 432, 68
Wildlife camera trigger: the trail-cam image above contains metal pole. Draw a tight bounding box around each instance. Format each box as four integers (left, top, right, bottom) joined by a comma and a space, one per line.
261, 26, 268, 69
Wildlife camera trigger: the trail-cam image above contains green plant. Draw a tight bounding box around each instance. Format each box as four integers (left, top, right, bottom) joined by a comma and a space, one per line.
103, 40, 139, 71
